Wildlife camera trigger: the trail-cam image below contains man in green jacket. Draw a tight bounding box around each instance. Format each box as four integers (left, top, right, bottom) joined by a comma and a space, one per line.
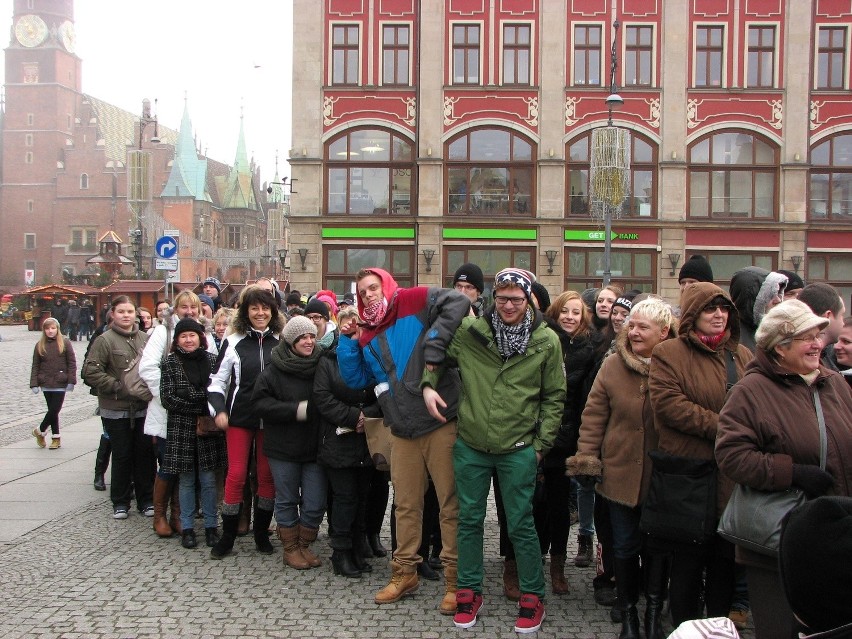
422, 267, 565, 634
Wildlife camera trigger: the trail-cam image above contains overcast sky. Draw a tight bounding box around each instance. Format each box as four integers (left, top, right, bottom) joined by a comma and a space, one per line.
2, 1, 294, 183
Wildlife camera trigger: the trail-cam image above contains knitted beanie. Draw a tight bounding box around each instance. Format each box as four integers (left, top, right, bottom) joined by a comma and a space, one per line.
678, 255, 714, 284
202, 277, 221, 294
304, 298, 330, 321
173, 318, 206, 348
453, 263, 485, 294
777, 269, 804, 293
281, 315, 317, 346
495, 267, 536, 301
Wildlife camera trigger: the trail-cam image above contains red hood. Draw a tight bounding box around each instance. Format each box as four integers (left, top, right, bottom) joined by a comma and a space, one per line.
356, 268, 399, 318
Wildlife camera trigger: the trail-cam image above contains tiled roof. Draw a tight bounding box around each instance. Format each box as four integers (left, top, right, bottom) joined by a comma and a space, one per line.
84, 94, 179, 164
101, 280, 166, 294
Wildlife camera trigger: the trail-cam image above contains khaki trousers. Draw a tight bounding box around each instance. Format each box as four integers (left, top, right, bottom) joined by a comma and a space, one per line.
389, 420, 459, 573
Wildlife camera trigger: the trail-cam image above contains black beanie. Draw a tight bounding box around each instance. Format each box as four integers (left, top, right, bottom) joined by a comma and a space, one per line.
530, 281, 551, 311
678, 255, 714, 284
173, 318, 206, 347
777, 269, 804, 293
304, 298, 330, 320
779, 496, 852, 632
453, 263, 485, 294
285, 291, 302, 307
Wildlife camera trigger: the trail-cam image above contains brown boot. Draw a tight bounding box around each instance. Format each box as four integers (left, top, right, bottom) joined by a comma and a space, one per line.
277, 526, 310, 570
152, 476, 173, 538
375, 561, 419, 604
574, 533, 594, 567
297, 523, 322, 567
439, 564, 457, 615
503, 558, 521, 601
550, 554, 570, 594
168, 479, 182, 535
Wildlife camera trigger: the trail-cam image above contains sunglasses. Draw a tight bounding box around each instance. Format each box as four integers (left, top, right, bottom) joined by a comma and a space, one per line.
702, 303, 732, 313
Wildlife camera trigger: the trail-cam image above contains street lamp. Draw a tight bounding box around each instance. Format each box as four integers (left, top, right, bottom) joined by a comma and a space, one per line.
129, 98, 160, 279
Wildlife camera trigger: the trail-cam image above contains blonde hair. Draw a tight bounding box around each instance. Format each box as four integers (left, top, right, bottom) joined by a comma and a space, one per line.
337, 306, 360, 325
173, 290, 201, 312
37, 317, 65, 356
546, 291, 591, 337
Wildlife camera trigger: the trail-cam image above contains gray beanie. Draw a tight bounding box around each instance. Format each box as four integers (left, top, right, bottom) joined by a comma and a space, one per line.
281, 315, 317, 347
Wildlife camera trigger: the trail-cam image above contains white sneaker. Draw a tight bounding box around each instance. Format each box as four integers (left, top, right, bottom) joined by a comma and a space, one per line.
113, 508, 128, 520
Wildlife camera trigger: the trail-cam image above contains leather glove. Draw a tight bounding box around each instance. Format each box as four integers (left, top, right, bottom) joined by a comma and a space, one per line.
791, 464, 834, 497
65, 384, 74, 392
575, 475, 600, 488
31, 387, 40, 394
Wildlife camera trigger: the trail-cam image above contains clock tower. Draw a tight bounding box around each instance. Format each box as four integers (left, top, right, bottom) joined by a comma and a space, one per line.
1, 0, 82, 283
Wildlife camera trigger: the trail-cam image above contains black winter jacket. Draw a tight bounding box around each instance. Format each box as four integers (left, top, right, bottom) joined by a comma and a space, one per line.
314, 349, 380, 469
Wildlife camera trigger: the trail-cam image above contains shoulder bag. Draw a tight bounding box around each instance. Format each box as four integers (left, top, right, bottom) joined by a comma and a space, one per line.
717, 386, 828, 557
122, 354, 153, 402
639, 350, 740, 544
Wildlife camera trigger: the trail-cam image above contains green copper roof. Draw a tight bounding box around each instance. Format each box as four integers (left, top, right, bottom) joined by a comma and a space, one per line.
161, 101, 212, 202
221, 114, 257, 210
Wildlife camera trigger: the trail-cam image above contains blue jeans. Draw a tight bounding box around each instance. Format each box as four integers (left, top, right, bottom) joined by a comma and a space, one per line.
607, 499, 643, 559
267, 458, 327, 529
574, 477, 596, 536
179, 469, 217, 530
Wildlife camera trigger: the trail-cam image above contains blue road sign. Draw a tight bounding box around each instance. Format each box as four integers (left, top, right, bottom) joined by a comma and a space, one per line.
155, 236, 178, 259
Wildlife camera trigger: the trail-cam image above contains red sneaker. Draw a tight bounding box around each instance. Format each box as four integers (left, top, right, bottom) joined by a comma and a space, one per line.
515, 593, 545, 633
453, 589, 483, 629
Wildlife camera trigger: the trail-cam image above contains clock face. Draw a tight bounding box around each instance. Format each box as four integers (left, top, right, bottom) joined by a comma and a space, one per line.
59, 21, 76, 53
14, 14, 48, 48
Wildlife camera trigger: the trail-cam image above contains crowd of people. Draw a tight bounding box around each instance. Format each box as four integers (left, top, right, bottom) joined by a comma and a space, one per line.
28, 266, 852, 638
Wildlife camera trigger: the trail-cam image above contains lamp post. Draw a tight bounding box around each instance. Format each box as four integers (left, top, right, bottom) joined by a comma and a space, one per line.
129, 99, 160, 279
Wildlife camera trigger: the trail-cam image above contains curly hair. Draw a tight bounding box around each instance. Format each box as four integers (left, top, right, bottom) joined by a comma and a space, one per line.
232, 286, 284, 335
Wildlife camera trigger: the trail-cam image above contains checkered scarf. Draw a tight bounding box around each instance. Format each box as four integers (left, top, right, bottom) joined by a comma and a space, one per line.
492, 306, 534, 359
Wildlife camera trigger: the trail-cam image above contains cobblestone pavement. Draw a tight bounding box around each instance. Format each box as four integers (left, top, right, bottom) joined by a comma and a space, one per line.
0, 325, 755, 638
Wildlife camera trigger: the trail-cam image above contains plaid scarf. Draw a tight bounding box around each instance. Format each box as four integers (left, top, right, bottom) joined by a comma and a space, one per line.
492, 307, 533, 359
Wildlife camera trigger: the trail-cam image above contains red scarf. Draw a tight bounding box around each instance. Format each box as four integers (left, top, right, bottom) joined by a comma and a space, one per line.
697, 331, 726, 351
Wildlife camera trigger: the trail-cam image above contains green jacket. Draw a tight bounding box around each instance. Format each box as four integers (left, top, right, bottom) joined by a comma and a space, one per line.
422, 309, 566, 456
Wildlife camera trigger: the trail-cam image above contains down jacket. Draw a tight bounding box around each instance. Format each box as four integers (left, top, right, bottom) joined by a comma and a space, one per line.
314, 348, 380, 469
570, 322, 677, 508
716, 349, 852, 567
648, 282, 753, 515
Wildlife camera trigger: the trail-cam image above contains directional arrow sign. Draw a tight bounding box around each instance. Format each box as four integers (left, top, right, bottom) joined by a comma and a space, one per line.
155, 235, 178, 258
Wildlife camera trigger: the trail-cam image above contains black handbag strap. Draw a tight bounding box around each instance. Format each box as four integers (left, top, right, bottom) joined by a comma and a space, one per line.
811, 387, 828, 470
725, 349, 739, 391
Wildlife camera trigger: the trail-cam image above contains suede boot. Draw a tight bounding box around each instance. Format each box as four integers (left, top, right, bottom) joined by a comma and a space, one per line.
375, 560, 419, 604
297, 523, 322, 567
152, 475, 173, 538
550, 554, 570, 594
439, 564, 458, 615
210, 512, 239, 559
168, 479, 182, 534
644, 552, 671, 639
253, 507, 274, 554
503, 558, 521, 601
331, 550, 362, 578
278, 525, 310, 569
614, 556, 642, 639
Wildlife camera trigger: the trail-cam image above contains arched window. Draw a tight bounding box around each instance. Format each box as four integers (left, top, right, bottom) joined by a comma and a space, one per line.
810, 133, 852, 219
688, 130, 778, 219
80, 173, 89, 189
446, 127, 535, 216
567, 131, 658, 218
325, 128, 414, 215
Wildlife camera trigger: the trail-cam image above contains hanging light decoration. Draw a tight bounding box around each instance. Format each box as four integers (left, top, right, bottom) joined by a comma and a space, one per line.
589, 20, 629, 287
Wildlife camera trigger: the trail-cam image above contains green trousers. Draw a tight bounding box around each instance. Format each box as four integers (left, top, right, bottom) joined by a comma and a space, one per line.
453, 438, 545, 598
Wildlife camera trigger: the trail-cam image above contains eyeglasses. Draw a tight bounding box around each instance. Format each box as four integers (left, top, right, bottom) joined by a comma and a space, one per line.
306, 314, 325, 321
792, 332, 827, 345
495, 295, 527, 307
455, 283, 477, 292
702, 303, 732, 314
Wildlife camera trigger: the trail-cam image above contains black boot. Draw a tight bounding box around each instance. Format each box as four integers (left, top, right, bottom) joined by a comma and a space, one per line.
331, 549, 362, 578
614, 556, 641, 639
253, 507, 274, 555
205, 527, 221, 547
210, 512, 239, 559
93, 435, 110, 491
354, 533, 374, 560
368, 532, 388, 557
644, 552, 671, 639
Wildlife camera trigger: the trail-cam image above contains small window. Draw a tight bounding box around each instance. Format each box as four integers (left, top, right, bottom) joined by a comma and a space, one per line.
331, 25, 360, 86
625, 25, 653, 86
695, 25, 725, 87
25, 152, 33, 164
382, 25, 410, 85
747, 26, 776, 88
80, 174, 89, 189
574, 25, 602, 85
25, 134, 33, 147
27, 200, 33, 213
817, 26, 847, 89
453, 24, 481, 84
86, 229, 97, 249
503, 24, 531, 85
24, 233, 36, 250
27, 113, 34, 126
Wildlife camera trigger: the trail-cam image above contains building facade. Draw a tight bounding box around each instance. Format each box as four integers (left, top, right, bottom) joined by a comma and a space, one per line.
289, 0, 852, 302
1, 0, 286, 287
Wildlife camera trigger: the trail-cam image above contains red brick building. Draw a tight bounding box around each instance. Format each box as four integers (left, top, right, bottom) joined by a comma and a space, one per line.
1, 0, 287, 287
288, 0, 852, 302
